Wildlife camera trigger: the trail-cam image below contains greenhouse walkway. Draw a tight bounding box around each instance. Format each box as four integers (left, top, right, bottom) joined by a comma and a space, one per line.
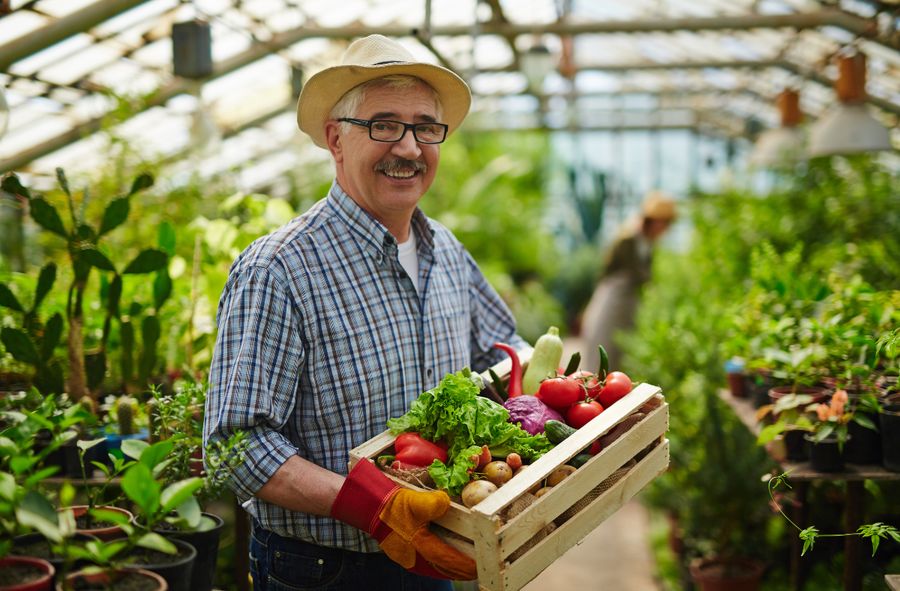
521, 499, 660, 591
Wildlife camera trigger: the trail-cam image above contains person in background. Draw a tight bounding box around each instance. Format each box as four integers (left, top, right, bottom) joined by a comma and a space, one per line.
580, 190, 677, 373
203, 34, 527, 590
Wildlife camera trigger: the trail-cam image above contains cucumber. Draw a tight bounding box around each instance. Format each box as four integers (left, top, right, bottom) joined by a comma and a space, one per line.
522, 326, 564, 395
544, 420, 577, 444
570, 453, 593, 469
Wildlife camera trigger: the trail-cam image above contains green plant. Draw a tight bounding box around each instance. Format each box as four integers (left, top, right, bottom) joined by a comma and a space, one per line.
0, 392, 93, 558
0, 170, 168, 401
766, 472, 900, 556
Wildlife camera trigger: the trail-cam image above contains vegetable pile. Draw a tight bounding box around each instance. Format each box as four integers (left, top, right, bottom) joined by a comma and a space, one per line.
386, 369, 553, 496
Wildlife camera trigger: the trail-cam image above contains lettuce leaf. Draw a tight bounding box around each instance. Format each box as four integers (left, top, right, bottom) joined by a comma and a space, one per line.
388, 369, 554, 495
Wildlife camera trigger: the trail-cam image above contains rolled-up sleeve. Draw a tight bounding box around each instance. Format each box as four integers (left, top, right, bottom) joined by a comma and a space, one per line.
203, 263, 304, 502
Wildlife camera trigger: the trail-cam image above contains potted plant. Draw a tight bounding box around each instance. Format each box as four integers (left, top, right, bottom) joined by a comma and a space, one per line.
755, 393, 818, 462
145, 383, 248, 591
804, 389, 853, 472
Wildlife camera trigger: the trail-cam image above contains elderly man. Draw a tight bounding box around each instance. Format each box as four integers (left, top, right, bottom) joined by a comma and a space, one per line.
204, 34, 527, 590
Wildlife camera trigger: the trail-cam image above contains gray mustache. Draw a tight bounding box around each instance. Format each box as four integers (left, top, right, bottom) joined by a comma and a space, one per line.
376, 159, 426, 174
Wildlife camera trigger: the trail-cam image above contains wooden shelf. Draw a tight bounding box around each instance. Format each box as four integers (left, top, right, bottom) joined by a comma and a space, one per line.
718, 390, 900, 482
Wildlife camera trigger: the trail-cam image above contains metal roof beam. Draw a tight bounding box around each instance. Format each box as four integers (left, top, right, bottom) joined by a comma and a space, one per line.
0, 0, 151, 71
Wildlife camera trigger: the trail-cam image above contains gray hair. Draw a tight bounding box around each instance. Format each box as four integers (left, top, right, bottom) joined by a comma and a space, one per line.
330, 75, 443, 134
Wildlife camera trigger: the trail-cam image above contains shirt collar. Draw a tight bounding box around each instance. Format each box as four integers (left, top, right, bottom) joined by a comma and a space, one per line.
327, 181, 435, 260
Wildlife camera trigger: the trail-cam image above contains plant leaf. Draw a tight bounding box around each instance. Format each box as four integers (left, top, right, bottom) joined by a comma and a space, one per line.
136, 532, 176, 554
175, 496, 202, 529
79, 248, 116, 272
1, 173, 31, 198
799, 526, 819, 556
121, 438, 150, 461
1, 327, 40, 365
123, 249, 168, 274
160, 477, 203, 513
77, 437, 106, 451
153, 270, 172, 310
128, 173, 154, 196
16, 490, 61, 542
158, 220, 176, 255
139, 440, 174, 469
42, 311, 65, 360
29, 197, 68, 238
98, 197, 130, 236
0, 283, 23, 311
33, 262, 57, 310
122, 463, 159, 517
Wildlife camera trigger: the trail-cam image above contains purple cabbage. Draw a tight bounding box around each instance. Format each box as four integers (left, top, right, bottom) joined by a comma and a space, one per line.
503, 395, 563, 435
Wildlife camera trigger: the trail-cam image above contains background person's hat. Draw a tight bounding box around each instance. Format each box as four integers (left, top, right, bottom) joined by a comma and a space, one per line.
297, 34, 472, 148
641, 190, 677, 221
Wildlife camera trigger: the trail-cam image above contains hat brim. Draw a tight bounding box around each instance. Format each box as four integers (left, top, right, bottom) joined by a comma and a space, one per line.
297, 62, 471, 148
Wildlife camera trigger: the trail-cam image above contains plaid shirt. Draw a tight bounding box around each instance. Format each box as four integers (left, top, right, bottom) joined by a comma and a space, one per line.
204, 182, 525, 551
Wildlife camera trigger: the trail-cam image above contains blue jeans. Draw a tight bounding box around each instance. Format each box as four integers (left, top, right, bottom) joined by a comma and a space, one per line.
249, 523, 455, 591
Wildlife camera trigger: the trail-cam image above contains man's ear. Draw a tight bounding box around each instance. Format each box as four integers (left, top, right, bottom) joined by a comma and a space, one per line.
325, 121, 343, 162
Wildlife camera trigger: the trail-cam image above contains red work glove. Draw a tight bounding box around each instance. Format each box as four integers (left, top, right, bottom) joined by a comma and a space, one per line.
331, 459, 477, 581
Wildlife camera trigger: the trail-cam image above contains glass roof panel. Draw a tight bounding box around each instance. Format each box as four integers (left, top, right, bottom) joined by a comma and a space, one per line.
1, 0, 897, 182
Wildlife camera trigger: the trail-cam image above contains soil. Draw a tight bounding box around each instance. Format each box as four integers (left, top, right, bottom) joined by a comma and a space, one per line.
125, 545, 190, 566
68, 571, 161, 591
75, 513, 116, 530
0, 563, 45, 586
12, 537, 54, 559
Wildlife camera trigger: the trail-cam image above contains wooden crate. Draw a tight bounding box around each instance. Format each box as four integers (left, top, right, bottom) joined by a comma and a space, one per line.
349, 353, 669, 591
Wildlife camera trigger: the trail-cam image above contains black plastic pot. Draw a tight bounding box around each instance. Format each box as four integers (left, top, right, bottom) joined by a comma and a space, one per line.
122, 537, 196, 591
845, 416, 881, 465
783, 429, 809, 462
746, 371, 778, 408
156, 512, 224, 591
805, 434, 847, 473
881, 405, 900, 472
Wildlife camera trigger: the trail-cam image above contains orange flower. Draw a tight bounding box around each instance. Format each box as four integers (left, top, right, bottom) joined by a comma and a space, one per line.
816, 403, 830, 422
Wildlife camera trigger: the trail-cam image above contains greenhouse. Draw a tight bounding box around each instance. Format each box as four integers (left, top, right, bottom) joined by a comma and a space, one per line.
0, 0, 898, 590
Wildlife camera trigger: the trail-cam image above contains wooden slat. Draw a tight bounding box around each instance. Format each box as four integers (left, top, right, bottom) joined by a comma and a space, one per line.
472, 384, 662, 517
496, 404, 668, 559
501, 440, 670, 591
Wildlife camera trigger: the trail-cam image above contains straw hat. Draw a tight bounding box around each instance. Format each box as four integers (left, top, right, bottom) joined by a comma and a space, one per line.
297, 34, 472, 148
641, 190, 677, 221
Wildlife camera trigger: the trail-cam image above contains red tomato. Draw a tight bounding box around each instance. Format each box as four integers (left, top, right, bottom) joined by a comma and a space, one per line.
598, 371, 633, 407
566, 400, 604, 428
588, 440, 602, 455
568, 370, 603, 400
536, 376, 583, 411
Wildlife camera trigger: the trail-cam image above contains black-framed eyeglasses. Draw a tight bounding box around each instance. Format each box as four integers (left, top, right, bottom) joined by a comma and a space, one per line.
338, 118, 448, 144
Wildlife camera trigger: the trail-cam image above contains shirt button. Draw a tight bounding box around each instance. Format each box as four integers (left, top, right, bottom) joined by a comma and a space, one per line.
426, 368, 433, 379
317, 558, 324, 565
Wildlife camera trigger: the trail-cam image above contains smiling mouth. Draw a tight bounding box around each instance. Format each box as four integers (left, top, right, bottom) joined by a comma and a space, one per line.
376, 159, 426, 179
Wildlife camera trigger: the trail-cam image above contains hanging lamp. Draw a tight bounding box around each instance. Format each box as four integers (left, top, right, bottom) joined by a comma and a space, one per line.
172, 19, 213, 79
749, 89, 805, 167
520, 39, 555, 93
808, 52, 891, 157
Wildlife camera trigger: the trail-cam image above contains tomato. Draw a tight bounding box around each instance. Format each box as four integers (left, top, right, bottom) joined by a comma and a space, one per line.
588, 440, 602, 455
598, 371, 633, 407
566, 400, 604, 428
568, 370, 602, 400
536, 376, 583, 411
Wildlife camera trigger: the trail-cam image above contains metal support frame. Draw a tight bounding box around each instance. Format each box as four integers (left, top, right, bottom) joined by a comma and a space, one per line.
0, 0, 151, 71
2, 7, 898, 172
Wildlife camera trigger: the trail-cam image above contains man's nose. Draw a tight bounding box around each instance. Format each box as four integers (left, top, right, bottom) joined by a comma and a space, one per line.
390, 128, 422, 159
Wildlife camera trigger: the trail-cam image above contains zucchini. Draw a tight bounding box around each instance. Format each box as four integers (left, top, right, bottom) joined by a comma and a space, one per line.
522, 326, 564, 395
544, 419, 577, 444
570, 453, 593, 469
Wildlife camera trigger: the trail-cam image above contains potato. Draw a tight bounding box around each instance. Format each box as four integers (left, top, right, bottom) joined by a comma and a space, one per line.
534, 486, 553, 498
461, 479, 498, 508
546, 465, 577, 487
483, 461, 513, 487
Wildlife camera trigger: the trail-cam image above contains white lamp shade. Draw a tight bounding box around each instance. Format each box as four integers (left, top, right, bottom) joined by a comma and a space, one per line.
808, 104, 892, 157
520, 44, 555, 92
749, 127, 805, 168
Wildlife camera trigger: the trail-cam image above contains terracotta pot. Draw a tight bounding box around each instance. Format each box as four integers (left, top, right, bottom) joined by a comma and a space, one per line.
689, 556, 765, 591
767, 385, 830, 408
64, 505, 134, 541
0, 556, 55, 591
58, 568, 167, 591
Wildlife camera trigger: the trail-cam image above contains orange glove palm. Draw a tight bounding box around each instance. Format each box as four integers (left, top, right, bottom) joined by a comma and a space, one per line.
331, 459, 477, 581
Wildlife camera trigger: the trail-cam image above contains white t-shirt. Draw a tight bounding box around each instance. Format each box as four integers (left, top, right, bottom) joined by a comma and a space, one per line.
397, 231, 419, 292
